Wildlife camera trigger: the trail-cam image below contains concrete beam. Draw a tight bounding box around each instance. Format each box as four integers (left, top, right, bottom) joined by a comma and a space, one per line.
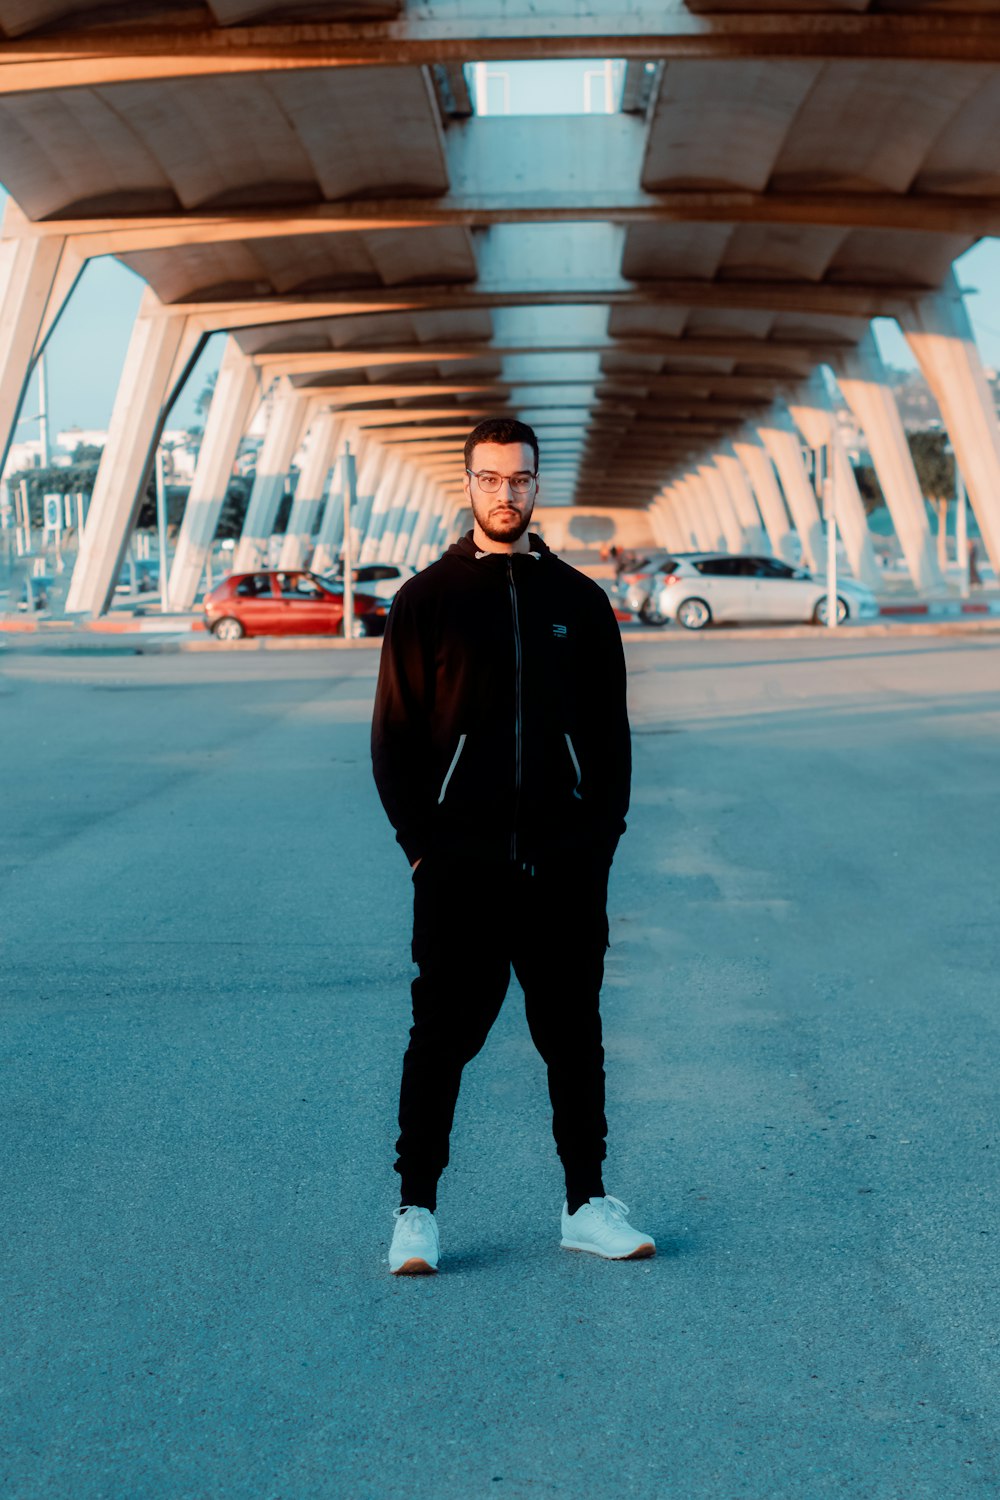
3, 12, 998, 96
144, 281, 920, 324
27, 188, 1000, 250
252, 337, 837, 369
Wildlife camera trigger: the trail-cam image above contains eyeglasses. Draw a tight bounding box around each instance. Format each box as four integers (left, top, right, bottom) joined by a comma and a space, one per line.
466, 468, 538, 496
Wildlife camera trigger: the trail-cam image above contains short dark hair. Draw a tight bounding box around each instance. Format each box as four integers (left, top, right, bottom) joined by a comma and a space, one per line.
464, 418, 539, 473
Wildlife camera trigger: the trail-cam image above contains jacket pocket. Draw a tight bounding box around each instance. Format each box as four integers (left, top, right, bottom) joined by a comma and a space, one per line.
564, 732, 583, 800
437, 733, 468, 804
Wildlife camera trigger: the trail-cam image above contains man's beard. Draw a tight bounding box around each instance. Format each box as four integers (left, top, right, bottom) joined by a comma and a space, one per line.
471, 492, 534, 543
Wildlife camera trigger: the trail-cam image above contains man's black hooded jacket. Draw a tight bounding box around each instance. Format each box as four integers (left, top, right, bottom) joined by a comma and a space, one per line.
371, 532, 631, 868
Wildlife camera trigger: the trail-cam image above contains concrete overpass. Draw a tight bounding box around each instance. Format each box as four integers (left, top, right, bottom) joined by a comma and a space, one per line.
2, 3, 1000, 612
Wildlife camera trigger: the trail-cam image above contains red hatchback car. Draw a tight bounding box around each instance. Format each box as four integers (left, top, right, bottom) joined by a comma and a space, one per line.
203, 570, 382, 640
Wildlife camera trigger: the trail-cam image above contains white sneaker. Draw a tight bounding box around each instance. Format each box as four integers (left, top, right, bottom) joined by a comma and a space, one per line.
389, 1205, 440, 1275
560, 1195, 655, 1260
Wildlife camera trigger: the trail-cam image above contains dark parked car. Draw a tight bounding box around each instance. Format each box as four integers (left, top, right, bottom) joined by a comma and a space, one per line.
203, 570, 382, 640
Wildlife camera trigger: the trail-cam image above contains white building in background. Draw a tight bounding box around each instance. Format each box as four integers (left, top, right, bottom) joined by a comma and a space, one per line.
2, 437, 44, 475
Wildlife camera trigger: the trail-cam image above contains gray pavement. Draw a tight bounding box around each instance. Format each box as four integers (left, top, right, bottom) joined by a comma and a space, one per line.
1, 635, 998, 1499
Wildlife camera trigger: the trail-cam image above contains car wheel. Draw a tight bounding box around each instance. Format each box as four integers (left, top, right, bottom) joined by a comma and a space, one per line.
212, 616, 245, 640
676, 597, 712, 631
813, 595, 849, 625
639, 598, 668, 628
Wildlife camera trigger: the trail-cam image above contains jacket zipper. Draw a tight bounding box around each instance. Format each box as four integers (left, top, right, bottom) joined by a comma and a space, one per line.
565, 732, 583, 799
507, 558, 523, 861
437, 733, 467, 804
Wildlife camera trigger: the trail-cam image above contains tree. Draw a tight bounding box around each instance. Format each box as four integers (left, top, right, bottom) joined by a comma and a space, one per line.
7, 461, 101, 526
908, 430, 955, 567
852, 464, 884, 516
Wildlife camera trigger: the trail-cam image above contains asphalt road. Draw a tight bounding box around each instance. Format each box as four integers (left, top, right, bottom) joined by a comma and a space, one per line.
1, 635, 998, 1500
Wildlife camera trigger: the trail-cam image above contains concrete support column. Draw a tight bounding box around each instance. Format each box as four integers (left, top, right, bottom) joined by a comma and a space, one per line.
730, 433, 796, 563
66, 291, 204, 616
309, 450, 347, 576
419, 498, 458, 567
757, 409, 824, 572
656, 491, 687, 551
168, 338, 262, 610
679, 475, 718, 550
359, 453, 404, 563
787, 376, 881, 590
390, 473, 430, 564
0, 202, 85, 471
644, 495, 668, 549
698, 462, 743, 552
350, 442, 389, 557
232, 382, 309, 574
833, 331, 942, 591
408, 483, 446, 568
896, 279, 1000, 578
672, 481, 703, 549
376, 462, 418, 562
278, 411, 342, 570
716, 445, 768, 552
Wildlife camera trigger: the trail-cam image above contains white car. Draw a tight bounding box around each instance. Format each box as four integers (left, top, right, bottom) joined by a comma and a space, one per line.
645, 554, 879, 630
323, 562, 415, 603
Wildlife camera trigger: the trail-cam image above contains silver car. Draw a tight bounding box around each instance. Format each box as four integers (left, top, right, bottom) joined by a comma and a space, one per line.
645, 554, 879, 630
615, 553, 691, 622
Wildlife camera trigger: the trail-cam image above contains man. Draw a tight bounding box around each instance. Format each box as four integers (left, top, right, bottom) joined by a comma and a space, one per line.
371, 417, 654, 1274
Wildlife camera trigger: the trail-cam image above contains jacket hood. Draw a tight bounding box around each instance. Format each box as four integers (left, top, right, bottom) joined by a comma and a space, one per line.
444, 530, 552, 569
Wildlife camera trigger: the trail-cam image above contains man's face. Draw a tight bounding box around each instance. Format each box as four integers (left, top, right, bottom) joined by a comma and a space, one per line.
464, 441, 538, 544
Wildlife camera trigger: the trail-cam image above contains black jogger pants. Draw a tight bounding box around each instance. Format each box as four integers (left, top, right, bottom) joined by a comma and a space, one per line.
394, 852, 611, 1210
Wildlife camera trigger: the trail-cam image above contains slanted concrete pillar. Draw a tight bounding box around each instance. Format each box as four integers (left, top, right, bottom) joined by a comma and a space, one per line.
730, 432, 796, 563
66, 290, 204, 616
360, 453, 405, 563
278, 411, 342, 570
678, 475, 718, 550
232, 382, 309, 574
0, 201, 85, 472
309, 450, 347, 576
376, 462, 419, 562
657, 491, 688, 551
310, 432, 383, 574
757, 409, 824, 572
896, 277, 1000, 578
390, 473, 430, 564
647, 494, 671, 550
418, 497, 457, 568
787, 377, 881, 591
833, 330, 942, 591
698, 463, 742, 552
169, 338, 262, 610
672, 481, 702, 549
408, 482, 445, 568
349, 442, 389, 558
715, 445, 768, 552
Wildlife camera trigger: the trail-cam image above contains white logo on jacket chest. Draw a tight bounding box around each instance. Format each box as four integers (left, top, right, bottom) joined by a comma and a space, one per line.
552, 623, 568, 638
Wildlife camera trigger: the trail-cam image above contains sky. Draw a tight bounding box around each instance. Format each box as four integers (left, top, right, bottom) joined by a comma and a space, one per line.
4, 57, 1000, 442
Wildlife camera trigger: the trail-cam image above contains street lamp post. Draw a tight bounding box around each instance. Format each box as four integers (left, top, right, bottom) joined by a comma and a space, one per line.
955, 462, 969, 599
342, 444, 355, 640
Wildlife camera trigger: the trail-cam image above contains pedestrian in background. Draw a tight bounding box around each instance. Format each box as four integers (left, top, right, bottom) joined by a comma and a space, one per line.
371, 416, 654, 1275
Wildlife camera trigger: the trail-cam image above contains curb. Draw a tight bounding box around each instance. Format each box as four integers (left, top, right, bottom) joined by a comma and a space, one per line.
4, 621, 1000, 655
0, 614, 206, 634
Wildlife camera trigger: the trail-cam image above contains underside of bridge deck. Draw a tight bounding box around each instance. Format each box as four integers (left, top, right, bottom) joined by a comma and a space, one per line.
3, 1, 1000, 612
